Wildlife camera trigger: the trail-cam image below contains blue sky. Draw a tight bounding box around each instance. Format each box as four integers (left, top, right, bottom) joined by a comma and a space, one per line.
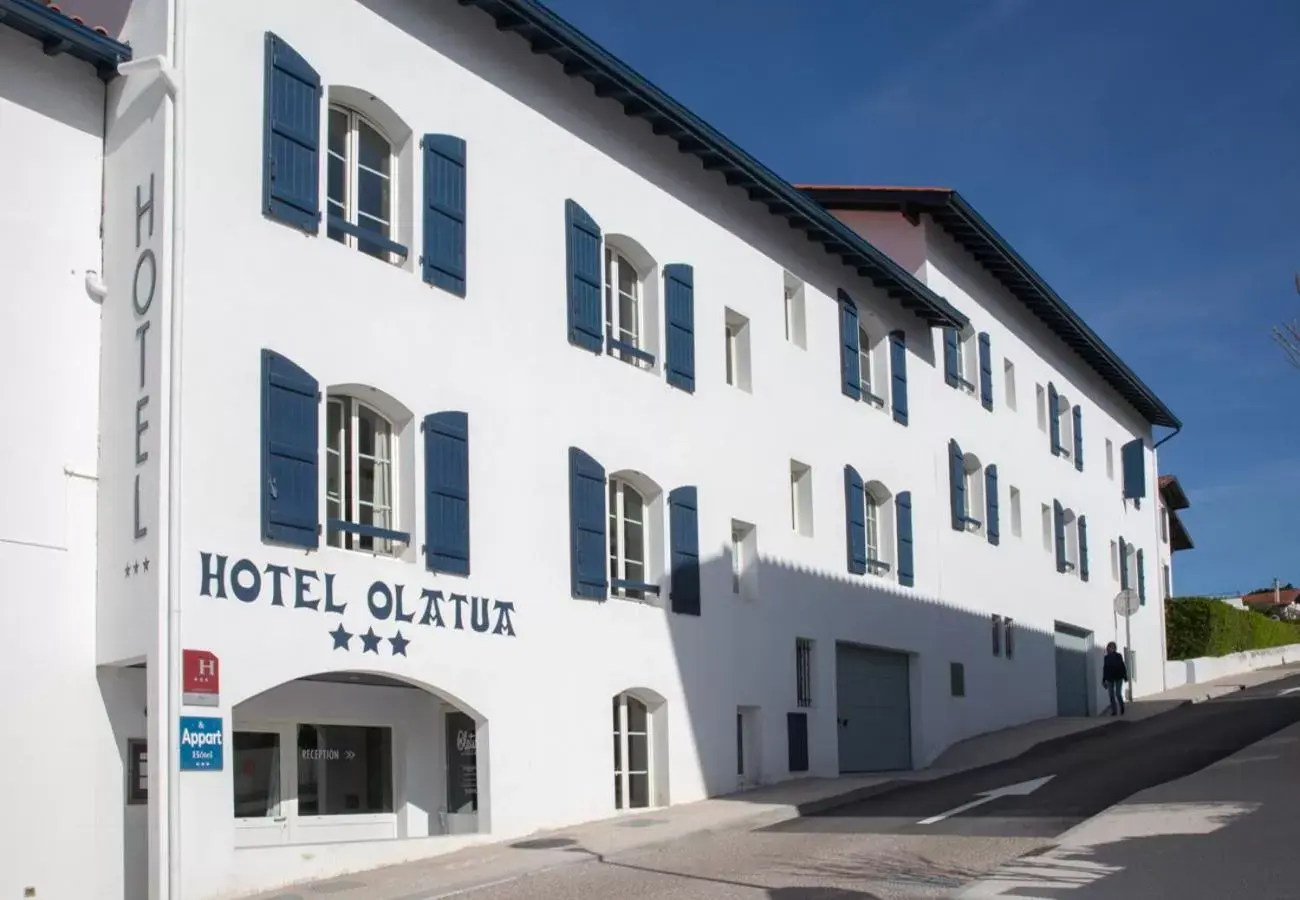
542, 0, 1300, 596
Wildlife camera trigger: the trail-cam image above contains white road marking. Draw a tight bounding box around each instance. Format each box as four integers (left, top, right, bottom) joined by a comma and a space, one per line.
917, 775, 1055, 826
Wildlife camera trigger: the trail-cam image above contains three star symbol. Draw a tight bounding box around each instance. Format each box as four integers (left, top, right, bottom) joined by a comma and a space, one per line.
327, 625, 410, 655
123, 558, 151, 578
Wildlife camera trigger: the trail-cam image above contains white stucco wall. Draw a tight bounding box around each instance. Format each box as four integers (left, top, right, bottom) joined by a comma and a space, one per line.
0, 24, 120, 900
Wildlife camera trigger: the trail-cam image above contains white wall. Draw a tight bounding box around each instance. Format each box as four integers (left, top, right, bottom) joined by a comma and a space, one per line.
0, 25, 120, 900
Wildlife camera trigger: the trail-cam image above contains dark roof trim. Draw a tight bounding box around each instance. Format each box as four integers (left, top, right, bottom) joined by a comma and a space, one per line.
1159, 475, 1190, 511
1169, 511, 1193, 552
0, 0, 131, 79
800, 185, 1180, 429
455, 0, 965, 330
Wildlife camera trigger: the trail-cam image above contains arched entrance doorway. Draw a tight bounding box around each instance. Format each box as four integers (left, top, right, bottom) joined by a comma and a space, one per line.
231, 671, 486, 846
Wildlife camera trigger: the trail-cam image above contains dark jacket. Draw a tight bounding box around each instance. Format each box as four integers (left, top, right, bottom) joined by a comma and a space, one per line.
1102, 651, 1128, 684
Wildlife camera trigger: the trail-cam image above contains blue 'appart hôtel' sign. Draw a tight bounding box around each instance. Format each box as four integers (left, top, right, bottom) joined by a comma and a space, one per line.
198, 551, 517, 656
179, 716, 224, 771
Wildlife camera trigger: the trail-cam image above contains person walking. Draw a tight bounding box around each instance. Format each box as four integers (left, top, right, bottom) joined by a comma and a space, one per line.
1102, 642, 1128, 716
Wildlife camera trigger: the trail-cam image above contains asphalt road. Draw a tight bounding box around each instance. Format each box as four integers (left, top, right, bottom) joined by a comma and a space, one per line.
956, 716, 1300, 898
768, 671, 1300, 841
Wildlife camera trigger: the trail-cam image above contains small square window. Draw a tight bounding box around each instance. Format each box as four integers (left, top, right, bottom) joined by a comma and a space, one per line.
724, 308, 753, 392
950, 662, 966, 698
1009, 486, 1022, 537
127, 738, 148, 804
1003, 359, 1017, 410
783, 273, 807, 349
1041, 503, 1052, 551
731, 519, 757, 597
789, 460, 814, 537
1036, 384, 1047, 433
1105, 439, 1115, 479
1110, 540, 1120, 582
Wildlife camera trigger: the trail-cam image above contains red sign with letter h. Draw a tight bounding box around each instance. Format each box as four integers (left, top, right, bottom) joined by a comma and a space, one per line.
182, 649, 219, 707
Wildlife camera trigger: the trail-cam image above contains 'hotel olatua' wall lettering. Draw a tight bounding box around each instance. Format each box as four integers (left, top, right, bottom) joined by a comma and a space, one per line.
198, 551, 517, 655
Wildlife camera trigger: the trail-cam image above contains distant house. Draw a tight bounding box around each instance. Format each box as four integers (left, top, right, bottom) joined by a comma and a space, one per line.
1241, 587, 1300, 613
1157, 475, 1194, 600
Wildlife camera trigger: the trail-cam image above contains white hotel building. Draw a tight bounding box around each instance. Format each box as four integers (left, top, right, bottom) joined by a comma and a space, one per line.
0, 0, 1182, 897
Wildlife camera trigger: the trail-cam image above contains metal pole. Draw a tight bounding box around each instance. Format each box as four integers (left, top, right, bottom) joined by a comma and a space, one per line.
1125, 610, 1133, 704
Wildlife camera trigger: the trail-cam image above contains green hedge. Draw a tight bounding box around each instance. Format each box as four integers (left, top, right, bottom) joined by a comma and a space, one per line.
1166, 598, 1300, 659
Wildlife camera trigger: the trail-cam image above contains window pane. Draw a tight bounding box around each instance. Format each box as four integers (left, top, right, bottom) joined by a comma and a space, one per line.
614, 775, 623, 810
618, 292, 637, 344
327, 153, 347, 209
628, 733, 648, 772
233, 732, 280, 818
357, 409, 375, 456
623, 488, 643, 524
623, 520, 644, 565
627, 697, 647, 732
328, 109, 348, 156
296, 724, 393, 816
612, 734, 621, 771
617, 255, 636, 297
357, 169, 390, 224
357, 120, 391, 176
628, 773, 649, 808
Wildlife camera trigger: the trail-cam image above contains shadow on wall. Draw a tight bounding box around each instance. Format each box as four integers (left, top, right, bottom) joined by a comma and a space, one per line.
649, 548, 1062, 803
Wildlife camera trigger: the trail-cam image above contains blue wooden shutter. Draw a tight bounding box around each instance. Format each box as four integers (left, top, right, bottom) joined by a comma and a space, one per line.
787, 712, 809, 772
1122, 438, 1146, 500
1078, 514, 1089, 582
943, 327, 960, 387
1053, 500, 1066, 573
889, 329, 908, 425
978, 331, 993, 410
669, 486, 701, 615
568, 447, 607, 599
262, 33, 321, 233
423, 411, 470, 575
565, 200, 603, 353
261, 349, 319, 548
1072, 405, 1084, 471
421, 134, 467, 296
1137, 548, 1146, 605
1119, 537, 1130, 590
838, 291, 861, 400
1048, 382, 1060, 454
896, 491, 914, 587
985, 463, 999, 546
665, 264, 696, 393
949, 439, 965, 531
844, 465, 866, 575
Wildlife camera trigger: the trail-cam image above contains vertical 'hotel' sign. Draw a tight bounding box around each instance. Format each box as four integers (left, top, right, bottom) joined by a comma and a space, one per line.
133, 174, 157, 539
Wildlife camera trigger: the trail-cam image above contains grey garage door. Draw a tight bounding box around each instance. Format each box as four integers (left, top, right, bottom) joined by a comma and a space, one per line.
1054, 624, 1091, 717
835, 643, 912, 773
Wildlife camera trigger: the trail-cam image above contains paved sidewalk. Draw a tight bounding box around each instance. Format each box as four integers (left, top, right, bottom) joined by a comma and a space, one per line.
248, 663, 1300, 900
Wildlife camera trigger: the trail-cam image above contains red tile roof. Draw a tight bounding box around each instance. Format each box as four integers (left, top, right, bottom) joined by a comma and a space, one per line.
1242, 589, 1300, 608
38, 1, 112, 36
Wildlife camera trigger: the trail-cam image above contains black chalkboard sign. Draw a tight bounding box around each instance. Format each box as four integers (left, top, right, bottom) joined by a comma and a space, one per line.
445, 712, 478, 813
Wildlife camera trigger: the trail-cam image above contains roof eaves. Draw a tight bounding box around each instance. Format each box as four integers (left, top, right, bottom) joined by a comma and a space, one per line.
1159, 475, 1191, 510
456, 0, 966, 330
799, 185, 1179, 430
0, 0, 131, 78
941, 193, 1180, 429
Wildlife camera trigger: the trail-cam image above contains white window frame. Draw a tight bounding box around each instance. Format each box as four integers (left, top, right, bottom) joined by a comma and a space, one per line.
725, 322, 739, 386
326, 105, 398, 264
232, 718, 399, 848
604, 248, 646, 365
613, 693, 653, 811
326, 396, 399, 555
865, 493, 881, 564
608, 479, 648, 600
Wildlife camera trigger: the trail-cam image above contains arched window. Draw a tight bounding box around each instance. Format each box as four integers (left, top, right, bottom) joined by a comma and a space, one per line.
608, 478, 647, 599
1057, 392, 1074, 459
864, 481, 896, 577
327, 105, 397, 263
604, 248, 644, 365
326, 395, 397, 554
612, 692, 651, 810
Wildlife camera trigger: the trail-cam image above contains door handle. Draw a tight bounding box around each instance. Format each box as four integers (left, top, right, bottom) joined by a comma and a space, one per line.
273, 816, 287, 823
839, 717, 848, 728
